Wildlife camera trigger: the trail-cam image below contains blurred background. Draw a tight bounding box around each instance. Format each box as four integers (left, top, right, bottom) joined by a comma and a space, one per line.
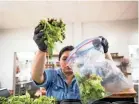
0, 0, 138, 103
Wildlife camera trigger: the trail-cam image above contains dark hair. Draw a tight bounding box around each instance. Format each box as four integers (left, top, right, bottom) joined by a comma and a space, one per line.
59, 45, 74, 60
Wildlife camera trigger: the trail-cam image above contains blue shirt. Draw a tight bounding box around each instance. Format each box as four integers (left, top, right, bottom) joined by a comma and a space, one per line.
34, 68, 80, 100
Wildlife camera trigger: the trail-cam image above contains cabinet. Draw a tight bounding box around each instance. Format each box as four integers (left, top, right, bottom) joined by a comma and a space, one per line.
111, 53, 124, 67
111, 53, 131, 77
45, 53, 125, 69
45, 54, 60, 69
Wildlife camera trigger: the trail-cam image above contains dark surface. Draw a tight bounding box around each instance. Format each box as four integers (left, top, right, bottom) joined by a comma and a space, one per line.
57, 99, 82, 104
57, 99, 137, 104
90, 101, 111, 104
112, 101, 137, 104
99, 98, 134, 102
15, 81, 39, 97
0, 88, 10, 97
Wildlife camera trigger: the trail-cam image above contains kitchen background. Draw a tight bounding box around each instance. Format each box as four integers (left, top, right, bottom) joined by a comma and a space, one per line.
0, 1, 138, 101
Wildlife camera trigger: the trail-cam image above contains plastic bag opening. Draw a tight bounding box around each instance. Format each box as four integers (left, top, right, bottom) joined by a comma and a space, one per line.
66, 37, 133, 104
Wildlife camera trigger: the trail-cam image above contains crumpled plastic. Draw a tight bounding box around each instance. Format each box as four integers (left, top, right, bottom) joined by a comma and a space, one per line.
66, 37, 133, 101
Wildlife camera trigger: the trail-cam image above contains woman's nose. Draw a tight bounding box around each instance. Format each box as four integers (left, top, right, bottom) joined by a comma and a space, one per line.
66, 63, 71, 68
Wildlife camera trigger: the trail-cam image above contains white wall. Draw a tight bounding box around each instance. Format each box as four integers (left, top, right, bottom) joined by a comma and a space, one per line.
82, 19, 138, 57
0, 29, 37, 89
0, 23, 73, 89
0, 19, 138, 89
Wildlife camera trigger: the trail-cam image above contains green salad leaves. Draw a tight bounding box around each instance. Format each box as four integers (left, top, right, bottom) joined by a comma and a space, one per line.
75, 73, 106, 104
0, 92, 56, 104
38, 18, 66, 58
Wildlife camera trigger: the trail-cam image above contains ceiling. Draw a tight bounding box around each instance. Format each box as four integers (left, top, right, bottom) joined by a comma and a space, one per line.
0, 1, 138, 29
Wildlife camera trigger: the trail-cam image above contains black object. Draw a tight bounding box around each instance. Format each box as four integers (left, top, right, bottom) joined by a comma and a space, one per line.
99, 36, 109, 53
91, 101, 111, 104
33, 25, 47, 52
92, 38, 102, 51
99, 98, 134, 102
59, 99, 82, 104
0, 88, 10, 98
26, 81, 39, 97
112, 101, 136, 104
15, 81, 39, 96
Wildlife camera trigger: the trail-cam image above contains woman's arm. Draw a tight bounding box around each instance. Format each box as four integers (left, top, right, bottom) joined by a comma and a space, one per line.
31, 50, 46, 84
105, 52, 113, 61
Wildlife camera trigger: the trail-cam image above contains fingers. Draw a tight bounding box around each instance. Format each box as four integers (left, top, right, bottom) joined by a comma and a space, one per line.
37, 31, 44, 38
33, 24, 47, 52
34, 25, 42, 34
99, 36, 104, 39
33, 30, 44, 41
34, 24, 44, 35
92, 38, 101, 48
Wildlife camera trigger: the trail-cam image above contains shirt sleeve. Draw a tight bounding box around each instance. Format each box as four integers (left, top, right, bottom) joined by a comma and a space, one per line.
33, 69, 57, 89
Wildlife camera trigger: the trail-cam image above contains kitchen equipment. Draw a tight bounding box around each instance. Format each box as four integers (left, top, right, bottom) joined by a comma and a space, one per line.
59, 99, 82, 104
112, 101, 136, 104
91, 101, 111, 104
0, 88, 10, 97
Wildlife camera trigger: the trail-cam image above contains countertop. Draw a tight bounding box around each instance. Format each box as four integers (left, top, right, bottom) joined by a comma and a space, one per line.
107, 88, 137, 98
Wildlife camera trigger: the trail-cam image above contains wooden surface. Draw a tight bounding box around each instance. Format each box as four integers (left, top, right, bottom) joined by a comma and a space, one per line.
112, 56, 124, 59
107, 88, 137, 98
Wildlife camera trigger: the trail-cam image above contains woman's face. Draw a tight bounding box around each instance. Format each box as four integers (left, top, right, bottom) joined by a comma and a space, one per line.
59, 51, 73, 75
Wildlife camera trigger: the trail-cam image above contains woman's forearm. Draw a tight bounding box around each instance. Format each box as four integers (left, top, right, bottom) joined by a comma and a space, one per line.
31, 50, 46, 84
105, 52, 113, 61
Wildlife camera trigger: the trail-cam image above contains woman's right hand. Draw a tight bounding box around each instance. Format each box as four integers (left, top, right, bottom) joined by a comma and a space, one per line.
33, 25, 47, 52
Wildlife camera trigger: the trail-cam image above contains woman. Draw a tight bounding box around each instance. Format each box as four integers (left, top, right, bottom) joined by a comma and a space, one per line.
32, 25, 112, 101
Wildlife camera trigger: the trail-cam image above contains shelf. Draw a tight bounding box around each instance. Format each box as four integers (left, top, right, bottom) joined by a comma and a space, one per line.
123, 72, 131, 76
45, 62, 60, 68
112, 56, 124, 59
110, 52, 124, 59
45, 64, 54, 68
46, 54, 59, 57
16, 81, 32, 85
46, 54, 124, 59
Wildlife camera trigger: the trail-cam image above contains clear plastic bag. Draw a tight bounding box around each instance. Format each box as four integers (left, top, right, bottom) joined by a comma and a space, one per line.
67, 37, 133, 104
